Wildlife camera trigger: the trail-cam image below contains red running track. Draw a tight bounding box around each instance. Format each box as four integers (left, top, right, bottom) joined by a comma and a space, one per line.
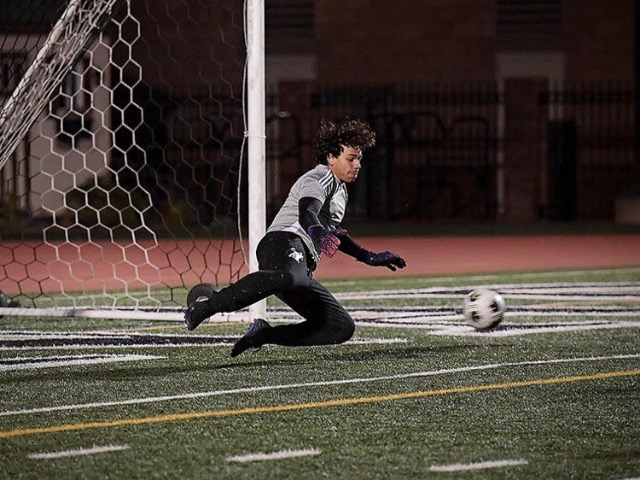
316, 234, 640, 279
0, 234, 639, 295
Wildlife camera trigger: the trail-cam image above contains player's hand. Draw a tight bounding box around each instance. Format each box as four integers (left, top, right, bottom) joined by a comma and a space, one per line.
308, 225, 341, 257
358, 250, 407, 271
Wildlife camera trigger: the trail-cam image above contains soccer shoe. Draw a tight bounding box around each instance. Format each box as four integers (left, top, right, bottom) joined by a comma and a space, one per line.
184, 297, 215, 331
186, 283, 218, 306
230, 318, 271, 357
184, 294, 219, 331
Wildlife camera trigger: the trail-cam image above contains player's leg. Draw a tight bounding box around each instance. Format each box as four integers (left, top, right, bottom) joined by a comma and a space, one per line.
185, 232, 309, 330
269, 281, 355, 346
216, 232, 311, 311
231, 280, 355, 356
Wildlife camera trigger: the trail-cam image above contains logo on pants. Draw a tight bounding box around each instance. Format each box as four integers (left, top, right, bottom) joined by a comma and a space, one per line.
287, 247, 304, 263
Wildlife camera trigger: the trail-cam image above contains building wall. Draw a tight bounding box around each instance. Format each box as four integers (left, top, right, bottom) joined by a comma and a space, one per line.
313, 0, 634, 84
315, 0, 496, 83
1, 0, 635, 224
122, 0, 637, 89
563, 0, 634, 81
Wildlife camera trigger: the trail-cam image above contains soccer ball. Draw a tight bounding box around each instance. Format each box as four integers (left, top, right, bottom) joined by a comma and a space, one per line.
463, 288, 506, 331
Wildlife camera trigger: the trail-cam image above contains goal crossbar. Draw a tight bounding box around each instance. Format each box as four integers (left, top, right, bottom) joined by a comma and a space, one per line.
0, 0, 119, 172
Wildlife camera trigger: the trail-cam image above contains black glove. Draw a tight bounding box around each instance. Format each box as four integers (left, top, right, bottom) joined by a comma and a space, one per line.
357, 250, 407, 271
308, 224, 341, 257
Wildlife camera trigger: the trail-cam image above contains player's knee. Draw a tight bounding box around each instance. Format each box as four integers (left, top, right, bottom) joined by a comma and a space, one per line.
273, 270, 306, 290
333, 315, 355, 344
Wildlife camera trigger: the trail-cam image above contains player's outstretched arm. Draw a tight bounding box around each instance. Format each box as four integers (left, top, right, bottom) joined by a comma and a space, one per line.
357, 250, 407, 271
334, 230, 407, 271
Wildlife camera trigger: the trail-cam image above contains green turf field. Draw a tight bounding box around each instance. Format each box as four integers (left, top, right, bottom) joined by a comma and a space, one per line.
1, 268, 639, 479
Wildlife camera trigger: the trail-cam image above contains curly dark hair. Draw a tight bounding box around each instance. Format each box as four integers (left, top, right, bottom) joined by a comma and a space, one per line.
312, 118, 376, 164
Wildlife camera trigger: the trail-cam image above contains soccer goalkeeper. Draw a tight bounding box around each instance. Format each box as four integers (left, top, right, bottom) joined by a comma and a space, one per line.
184, 118, 407, 357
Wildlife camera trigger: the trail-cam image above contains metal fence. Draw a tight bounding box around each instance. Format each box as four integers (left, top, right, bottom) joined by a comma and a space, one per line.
542, 82, 635, 220
303, 84, 502, 221
1, 81, 636, 230
270, 81, 635, 222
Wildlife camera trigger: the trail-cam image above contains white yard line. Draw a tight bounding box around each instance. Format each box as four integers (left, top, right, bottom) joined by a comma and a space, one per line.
427, 321, 640, 336
429, 459, 528, 472
412, 268, 640, 284
28, 444, 129, 459
2, 353, 638, 418
334, 281, 640, 302
0, 354, 163, 372
0, 343, 233, 351
226, 448, 321, 463
324, 269, 640, 287
0, 337, 406, 352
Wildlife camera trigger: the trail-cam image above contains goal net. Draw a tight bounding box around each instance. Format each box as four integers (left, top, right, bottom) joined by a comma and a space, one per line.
0, 0, 259, 320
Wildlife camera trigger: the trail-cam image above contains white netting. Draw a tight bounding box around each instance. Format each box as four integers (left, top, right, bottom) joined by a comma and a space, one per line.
0, 0, 118, 171
0, 0, 251, 315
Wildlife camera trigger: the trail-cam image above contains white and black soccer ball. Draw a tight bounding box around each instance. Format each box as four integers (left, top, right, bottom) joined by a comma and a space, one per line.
463, 288, 506, 331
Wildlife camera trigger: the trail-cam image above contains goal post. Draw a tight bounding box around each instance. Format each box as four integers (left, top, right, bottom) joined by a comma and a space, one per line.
0, 0, 267, 322
246, 0, 267, 320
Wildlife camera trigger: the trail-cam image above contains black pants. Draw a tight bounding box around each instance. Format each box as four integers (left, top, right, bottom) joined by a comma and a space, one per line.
213, 231, 355, 346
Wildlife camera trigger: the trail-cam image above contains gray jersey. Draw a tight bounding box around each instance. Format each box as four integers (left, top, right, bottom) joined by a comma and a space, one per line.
268, 164, 348, 262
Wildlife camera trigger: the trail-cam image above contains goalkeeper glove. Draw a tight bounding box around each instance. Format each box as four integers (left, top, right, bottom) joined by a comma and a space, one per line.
308, 224, 341, 257
357, 250, 407, 271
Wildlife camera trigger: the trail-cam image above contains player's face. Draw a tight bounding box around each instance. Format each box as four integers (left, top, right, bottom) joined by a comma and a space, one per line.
327, 146, 362, 183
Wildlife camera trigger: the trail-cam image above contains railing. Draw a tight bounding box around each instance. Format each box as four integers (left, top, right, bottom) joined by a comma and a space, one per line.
296, 84, 502, 220
1, 80, 636, 227
542, 82, 635, 220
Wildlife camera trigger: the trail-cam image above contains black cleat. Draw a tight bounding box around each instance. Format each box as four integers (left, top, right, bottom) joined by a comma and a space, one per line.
230, 318, 271, 357
186, 283, 218, 306
184, 284, 220, 331
184, 296, 217, 331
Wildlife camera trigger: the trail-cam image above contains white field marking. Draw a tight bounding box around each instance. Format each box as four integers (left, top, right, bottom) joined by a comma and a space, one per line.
0, 331, 239, 341
345, 337, 408, 344
28, 444, 129, 459
500, 310, 640, 317
226, 448, 321, 463
427, 321, 640, 337
357, 312, 640, 325
0, 335, 405, 352
323, 268, 640, 287
1, 353, 638, 418
0, 353, 164, 372
357, 319, 640, 332
261, 307, 640, 327
334, 282, 640, 301
3, 278, 636, 321
0, 343, 233, 352
429, 459, 528, 472
415, 268, 640, 283
338, 292, 640, 301
501, 286, 640, 293
0, 307, 247, 322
